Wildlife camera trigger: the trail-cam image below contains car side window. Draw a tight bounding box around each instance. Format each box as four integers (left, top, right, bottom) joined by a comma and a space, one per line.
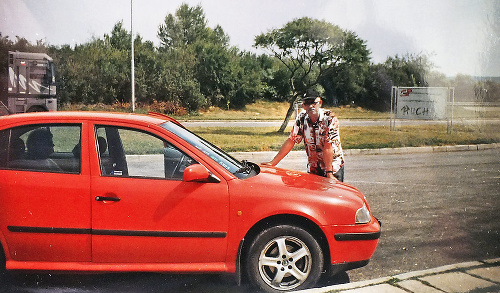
95, 126, 196, 180
0, 124, 81, 173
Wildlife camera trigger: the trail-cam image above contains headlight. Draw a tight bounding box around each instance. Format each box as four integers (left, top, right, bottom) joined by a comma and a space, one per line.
355, 204, 371, 224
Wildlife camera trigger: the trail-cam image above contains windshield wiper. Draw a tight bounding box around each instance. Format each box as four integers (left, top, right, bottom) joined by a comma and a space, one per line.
235, 160, 252, 174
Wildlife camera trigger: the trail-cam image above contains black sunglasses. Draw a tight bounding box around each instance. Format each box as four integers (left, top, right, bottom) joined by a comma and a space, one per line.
303, 100, 319, 106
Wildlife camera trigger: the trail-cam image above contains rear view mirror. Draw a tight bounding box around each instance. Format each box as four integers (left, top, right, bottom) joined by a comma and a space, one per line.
183, 164, 220, 183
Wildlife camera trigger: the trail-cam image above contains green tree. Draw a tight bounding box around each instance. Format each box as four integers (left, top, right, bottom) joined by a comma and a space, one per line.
157, 4, 213, 110
52, 22, 132, 106
382, 53, 433, 87
257, 54, 291, 101
157, 48, 205, 111
108, 21, 131, 51
192, 32, 233, 107
320, 31, 371, 106
255, 17, 365, 132
361, 64, 393, 111
361, 53, 435, 112
158, 4, 264, 110
157, 4, 210, 49
230, 51, 265, 108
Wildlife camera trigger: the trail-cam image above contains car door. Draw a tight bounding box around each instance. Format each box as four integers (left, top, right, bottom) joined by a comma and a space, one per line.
0, 123, 91, 262
90, 124, 230, 265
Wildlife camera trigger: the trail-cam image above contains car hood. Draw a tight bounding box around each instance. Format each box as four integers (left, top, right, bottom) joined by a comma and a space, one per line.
228, 165, 369, 226
255, 166, 364, 197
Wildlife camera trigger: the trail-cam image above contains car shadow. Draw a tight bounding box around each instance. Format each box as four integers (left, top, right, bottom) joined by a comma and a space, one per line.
0, 270, 351, 292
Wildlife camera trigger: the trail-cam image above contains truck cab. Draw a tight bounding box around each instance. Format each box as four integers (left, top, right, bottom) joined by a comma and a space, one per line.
1, 51, 57, 115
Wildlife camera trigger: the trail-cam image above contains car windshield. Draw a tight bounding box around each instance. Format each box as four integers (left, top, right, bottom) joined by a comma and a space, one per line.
161, 121, 258, 178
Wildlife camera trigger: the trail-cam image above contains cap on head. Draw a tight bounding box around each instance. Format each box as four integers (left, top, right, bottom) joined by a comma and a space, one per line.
302, 95, 321, 105
302, 90, 321, 105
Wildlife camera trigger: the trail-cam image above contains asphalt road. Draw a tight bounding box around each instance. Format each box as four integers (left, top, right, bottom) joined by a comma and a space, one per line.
274, 148, 500, 282
368, 148, 500, 278
2, 148, 499, 292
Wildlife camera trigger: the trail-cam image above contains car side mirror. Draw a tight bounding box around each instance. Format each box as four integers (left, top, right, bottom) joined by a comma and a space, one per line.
183, 164, 220, 183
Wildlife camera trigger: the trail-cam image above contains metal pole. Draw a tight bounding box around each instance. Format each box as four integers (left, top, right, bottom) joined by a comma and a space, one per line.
131, 0, 135, 112
450, 87, 455, 134
390, 87, 395, 131
446, 87, 455, 134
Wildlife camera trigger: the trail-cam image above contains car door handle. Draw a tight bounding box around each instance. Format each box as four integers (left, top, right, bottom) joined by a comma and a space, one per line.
95, 196, 121, 202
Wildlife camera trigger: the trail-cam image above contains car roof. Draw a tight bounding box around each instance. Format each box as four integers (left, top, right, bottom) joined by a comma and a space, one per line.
0, 111, 182, 127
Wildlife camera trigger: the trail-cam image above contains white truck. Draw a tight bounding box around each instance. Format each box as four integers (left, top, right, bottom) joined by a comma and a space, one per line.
0, 51, 57, 115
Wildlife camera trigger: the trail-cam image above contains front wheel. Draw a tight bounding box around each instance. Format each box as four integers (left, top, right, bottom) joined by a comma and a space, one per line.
246, 225, 324, 292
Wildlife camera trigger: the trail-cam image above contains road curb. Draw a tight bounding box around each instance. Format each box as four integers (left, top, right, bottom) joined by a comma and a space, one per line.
299, 259, 500, 293
230, 143, 500, 162
342, 142, 500, 156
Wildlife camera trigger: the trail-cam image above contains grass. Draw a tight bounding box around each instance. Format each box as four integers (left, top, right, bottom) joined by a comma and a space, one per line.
190, 124, 500, 152
341, 124, 499, 149
60, 100, 499, 152
177, 100, 389, 120
191, 127, 292, 152
184, 100, 292, 120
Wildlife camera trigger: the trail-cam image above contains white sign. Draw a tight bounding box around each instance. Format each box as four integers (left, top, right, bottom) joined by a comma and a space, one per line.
396, 87, 449, 120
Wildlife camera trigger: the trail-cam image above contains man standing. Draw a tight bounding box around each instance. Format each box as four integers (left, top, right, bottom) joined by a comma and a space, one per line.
262, 95, 344, 181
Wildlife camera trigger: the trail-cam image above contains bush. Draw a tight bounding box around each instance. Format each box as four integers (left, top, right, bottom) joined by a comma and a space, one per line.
142, 100, 187, 116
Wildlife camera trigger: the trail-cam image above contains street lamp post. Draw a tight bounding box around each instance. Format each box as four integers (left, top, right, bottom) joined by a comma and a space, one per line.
131, 0, 135, 112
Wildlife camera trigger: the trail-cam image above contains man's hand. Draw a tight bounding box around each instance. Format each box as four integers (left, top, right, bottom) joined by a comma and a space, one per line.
325, 171, 337, 180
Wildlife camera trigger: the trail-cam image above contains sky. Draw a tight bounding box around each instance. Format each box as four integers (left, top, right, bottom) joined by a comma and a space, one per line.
1, 0, 499, 77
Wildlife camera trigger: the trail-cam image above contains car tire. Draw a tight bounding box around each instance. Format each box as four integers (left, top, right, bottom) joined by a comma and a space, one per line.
246, 225, 323, 292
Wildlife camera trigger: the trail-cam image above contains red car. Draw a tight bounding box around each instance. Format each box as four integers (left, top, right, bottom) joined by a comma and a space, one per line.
0, 112, 380, 292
